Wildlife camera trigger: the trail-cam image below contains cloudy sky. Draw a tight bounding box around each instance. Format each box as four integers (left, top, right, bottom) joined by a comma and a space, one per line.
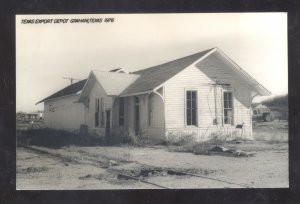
16, 13, 287, 112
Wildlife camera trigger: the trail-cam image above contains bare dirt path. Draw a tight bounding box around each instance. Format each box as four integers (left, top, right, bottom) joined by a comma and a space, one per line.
17, 147, 158, 190
17, 141, 288, 189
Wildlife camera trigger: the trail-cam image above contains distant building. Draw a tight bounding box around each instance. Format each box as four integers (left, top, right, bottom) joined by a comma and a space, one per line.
27, 111, 44, 120
252, 104, 270, 118
16, 111, 44, 122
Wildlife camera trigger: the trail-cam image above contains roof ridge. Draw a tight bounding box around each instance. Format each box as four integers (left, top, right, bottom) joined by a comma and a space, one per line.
132, 48, 215, 74
120, 48, 215, 96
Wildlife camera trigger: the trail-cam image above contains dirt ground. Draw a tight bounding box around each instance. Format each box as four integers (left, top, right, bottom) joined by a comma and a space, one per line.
16, 120, 289, 190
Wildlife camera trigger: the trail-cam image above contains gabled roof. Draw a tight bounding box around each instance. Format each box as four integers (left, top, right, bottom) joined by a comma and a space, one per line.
89, 70, 140, 96
37, 47, 271, 105
120, 47, 271, 97
36, 79, 87, 104
120, 48, 215, 96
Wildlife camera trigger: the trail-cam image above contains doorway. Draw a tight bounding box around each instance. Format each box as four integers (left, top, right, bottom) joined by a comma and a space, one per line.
105, 110, 111, 136
134, 97, 140, 136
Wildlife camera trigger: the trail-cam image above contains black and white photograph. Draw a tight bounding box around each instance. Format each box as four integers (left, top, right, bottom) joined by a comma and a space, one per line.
16, 13, 288, 190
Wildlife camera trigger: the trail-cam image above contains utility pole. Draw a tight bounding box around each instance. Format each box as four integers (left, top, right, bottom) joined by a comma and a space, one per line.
63, 77, 81, 85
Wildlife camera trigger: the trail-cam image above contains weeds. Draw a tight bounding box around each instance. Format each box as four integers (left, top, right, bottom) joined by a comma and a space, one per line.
166, 133, 197, 146
17, 128, 104, 148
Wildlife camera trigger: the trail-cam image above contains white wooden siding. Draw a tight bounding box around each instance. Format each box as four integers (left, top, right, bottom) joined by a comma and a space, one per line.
164, 53, 252, 139
44, 94, 85, 132
86, 81, 114, 137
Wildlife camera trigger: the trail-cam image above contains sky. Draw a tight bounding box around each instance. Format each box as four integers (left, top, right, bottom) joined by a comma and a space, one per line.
16, 13, 288, 112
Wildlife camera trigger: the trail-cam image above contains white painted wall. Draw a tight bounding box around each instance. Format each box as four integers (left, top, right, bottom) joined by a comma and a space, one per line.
44, 94, 85, 132
85, 81, 114, 137
164, 53, 252, 140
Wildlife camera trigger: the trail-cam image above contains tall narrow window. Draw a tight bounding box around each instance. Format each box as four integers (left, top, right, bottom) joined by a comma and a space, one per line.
100, 97, 104, 127
186, 90, 197, 126
95, 98, 100, 127
223, 92, 233, 125
148, 94, 153, 126
119, 97, 125, 126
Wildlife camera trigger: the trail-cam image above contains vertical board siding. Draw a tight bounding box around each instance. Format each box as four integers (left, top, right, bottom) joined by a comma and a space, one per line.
164, 53, 252, 140
44, 95, 85, 132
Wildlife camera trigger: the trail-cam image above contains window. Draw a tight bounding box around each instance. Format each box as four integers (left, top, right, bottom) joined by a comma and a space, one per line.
119, 97, 125, 126
100, 98, 104, 127
186, 90, 197, 126
95, 98, 100, 127
148, 94, 153, 126
253, 110, 257, 115
223, 92, 233, 125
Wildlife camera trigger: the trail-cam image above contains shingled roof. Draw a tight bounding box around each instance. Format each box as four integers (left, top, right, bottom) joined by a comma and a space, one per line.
36, 79, 87, 104
120, 48, 215, 96
37, 47, 271, 105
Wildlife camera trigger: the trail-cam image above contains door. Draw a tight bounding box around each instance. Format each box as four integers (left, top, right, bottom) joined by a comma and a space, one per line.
105, 110, 111, 136
134, 97, 140, 135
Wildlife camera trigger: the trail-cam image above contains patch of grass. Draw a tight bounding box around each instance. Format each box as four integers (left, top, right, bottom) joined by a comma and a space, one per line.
166, 133, 197, 146
168, 138, 226, 155
168, 137, 288, 155
17, 128, 105, 148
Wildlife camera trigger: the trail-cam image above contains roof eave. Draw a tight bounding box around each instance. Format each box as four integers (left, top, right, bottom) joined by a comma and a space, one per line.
77, 71, 93, 103
215, 48, 272, 97
120, 90, 153, 97
36, 93, 79, 105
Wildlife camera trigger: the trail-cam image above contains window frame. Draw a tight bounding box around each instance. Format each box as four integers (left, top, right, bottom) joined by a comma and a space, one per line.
223, 91, 234, 126
185, 89, 198, 127
95, 98, 100, 127
119, 97, 125, 127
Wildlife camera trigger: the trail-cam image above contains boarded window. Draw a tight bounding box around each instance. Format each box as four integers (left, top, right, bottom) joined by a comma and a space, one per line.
119, 97, 125, 126
95, 98, 100, 127
186, 90, 197, 126
148, 94, 153, 126
223, 92, 233, 125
